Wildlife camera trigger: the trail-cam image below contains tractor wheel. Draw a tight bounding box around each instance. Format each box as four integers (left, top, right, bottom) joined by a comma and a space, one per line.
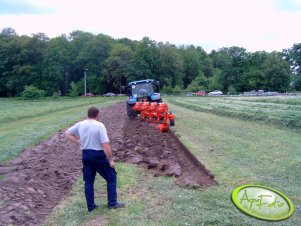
170, 118, 175, 126
127, 103, 137, 120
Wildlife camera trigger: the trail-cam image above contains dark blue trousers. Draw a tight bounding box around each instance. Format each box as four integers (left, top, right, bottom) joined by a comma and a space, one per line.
82, 149, 117, 211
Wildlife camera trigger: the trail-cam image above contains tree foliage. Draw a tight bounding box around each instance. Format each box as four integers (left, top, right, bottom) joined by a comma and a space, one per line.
103, 43, 133, 94
0, 27, 298, 97
283, 43, 301, 91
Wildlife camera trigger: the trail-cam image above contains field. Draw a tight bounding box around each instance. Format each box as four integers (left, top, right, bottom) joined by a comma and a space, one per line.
166, 96, 301, 129
0, 96, 300, 225
0, 97, 123, 163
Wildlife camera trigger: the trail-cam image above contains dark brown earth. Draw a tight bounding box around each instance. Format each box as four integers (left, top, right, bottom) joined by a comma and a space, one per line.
116, 119, 215, 187
0, 102, 215, 225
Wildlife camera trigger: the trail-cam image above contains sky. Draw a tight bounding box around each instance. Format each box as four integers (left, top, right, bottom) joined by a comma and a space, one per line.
0, 0, 301, 53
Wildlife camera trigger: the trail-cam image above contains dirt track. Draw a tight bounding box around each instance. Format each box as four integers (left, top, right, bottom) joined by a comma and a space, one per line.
0, 102, 215, 225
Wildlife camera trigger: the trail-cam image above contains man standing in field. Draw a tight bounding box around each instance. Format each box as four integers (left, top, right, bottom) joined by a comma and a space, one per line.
65, 106, 124, 212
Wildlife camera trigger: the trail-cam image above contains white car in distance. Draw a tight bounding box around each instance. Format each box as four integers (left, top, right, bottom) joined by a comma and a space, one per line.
208, 90, 223, 96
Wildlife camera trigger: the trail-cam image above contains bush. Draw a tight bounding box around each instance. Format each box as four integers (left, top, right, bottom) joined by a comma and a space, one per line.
51, 92, 60, 99
173, 85, 183, 94
294, 75, 301, 91
21, 85, 45, 99
161, 86, 173, 94
227, 85, 237, 95
69, 82, 79, 97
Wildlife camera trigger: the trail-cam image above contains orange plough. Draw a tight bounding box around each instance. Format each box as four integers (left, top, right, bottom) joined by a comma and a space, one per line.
132, 101, 175, 132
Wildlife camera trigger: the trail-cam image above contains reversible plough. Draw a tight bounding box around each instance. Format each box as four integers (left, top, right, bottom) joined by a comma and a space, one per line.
132, 101, 175, 132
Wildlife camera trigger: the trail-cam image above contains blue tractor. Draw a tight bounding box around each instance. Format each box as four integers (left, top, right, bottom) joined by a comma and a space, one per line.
125, 79, 162, 119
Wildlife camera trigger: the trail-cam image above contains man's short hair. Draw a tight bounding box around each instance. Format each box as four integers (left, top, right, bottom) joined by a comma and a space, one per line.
88, 106, 99, 118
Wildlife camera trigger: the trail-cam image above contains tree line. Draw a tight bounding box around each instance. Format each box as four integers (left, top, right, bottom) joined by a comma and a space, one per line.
0, 27, 300, 97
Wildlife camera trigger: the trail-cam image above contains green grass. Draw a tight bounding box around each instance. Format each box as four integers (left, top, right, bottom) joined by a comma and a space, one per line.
0, 97, 124, 163
166, 96, 301, 129
44, 97, 301, 226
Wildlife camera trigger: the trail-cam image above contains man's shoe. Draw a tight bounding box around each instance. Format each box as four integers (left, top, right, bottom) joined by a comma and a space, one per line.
88, 204, 99, 212
108, 202, 125, 209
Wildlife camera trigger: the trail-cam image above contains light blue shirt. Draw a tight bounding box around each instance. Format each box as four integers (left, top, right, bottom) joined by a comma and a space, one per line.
67, 119, 109, 150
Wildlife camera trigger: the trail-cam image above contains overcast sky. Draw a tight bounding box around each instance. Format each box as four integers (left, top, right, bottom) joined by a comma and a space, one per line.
1, 0, 301, 52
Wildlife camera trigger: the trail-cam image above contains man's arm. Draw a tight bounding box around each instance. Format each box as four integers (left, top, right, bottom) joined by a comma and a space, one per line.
102, 142, 115, 168
65, 131, 80, 144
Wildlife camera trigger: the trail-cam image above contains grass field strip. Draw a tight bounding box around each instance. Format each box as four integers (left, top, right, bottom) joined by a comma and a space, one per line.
0, 98, 122, 163
228, 96, 301, 105
167, 96, 301, 129
0, 97, 119, 123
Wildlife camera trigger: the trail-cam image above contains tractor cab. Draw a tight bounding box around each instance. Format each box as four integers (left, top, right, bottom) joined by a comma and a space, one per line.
130, 82, 153, 98
126, 79, 161, 104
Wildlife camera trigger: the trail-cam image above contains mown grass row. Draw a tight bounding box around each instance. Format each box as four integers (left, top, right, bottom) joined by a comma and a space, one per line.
238, 96, 301, 105
166, 96, 301, 129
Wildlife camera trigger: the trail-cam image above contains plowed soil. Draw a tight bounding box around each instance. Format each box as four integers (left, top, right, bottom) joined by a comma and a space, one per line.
0, 102, 215, 225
